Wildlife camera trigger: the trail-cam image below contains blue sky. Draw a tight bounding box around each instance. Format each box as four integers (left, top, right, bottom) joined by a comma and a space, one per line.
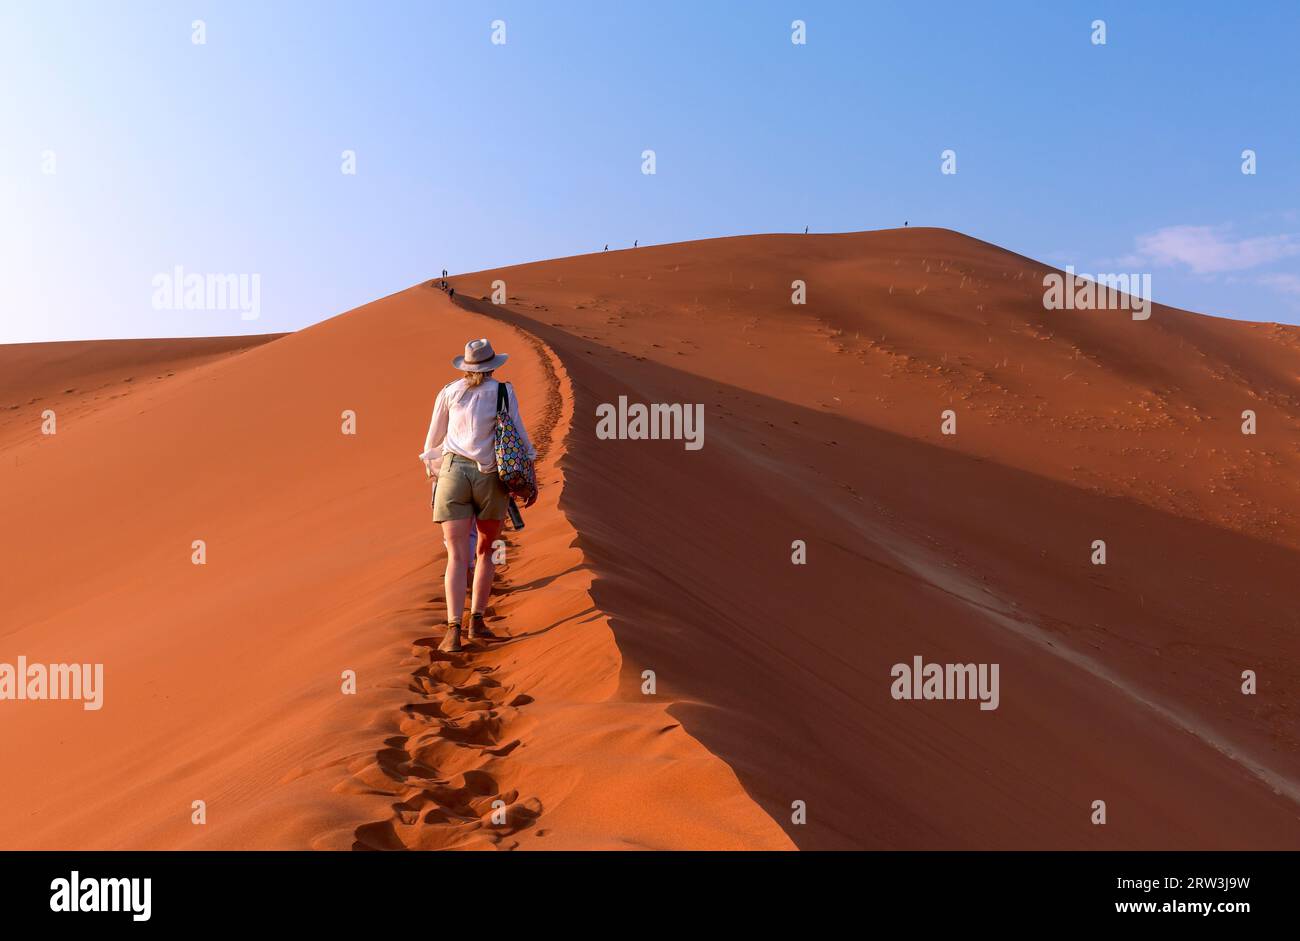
1, 0, 1297, 343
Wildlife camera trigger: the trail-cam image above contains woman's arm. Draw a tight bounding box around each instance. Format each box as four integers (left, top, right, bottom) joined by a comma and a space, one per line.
419, 386, 450, 474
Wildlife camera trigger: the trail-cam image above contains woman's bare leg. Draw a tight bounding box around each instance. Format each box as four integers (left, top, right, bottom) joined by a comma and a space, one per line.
441, 517, 473, 624
470, 517, 505, 615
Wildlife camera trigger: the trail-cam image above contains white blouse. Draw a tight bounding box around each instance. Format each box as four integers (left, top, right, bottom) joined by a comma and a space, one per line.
419, 377, 536, 473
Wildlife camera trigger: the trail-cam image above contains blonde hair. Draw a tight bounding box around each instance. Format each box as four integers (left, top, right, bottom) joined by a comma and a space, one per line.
463, 369, 494, 387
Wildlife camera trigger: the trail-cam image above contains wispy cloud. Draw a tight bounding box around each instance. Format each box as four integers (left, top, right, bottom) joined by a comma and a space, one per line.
1259, 272, 1300, 296
1124, 225, 1300, 274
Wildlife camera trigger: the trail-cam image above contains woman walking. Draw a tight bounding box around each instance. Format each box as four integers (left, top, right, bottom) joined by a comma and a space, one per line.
420, 338, 537, 652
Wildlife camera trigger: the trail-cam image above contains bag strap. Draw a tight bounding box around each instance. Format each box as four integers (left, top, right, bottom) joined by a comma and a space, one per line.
496, 381, 509, 415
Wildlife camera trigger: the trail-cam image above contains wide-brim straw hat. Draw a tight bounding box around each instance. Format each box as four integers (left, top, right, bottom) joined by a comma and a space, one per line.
453, 337, 509, 372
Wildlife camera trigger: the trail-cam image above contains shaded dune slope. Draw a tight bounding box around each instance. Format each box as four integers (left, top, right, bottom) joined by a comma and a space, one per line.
452, 228, 1300, 849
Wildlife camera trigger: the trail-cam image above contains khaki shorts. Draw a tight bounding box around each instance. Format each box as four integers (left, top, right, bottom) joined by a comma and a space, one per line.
432, 453, 508, 522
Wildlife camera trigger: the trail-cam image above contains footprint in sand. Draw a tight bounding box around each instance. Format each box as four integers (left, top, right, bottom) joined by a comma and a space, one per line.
350, 614, 542, 851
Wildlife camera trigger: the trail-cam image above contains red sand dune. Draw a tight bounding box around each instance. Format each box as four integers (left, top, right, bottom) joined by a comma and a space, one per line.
2, 228, 1299, 849
0, 336, 281, 450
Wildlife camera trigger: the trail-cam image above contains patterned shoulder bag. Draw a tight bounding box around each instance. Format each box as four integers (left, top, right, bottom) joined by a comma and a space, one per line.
494, 382, 537, 500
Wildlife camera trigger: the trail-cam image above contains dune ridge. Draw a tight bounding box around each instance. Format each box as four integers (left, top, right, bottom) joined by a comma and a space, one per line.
0, 335, 282, 452
0, 287, 790, 850
338, 312, 789, 850
452, 228, 1300, 849
5, 226, 1299, 850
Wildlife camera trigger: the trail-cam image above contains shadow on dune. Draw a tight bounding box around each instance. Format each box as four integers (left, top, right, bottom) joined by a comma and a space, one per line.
464, 293, 1300, 850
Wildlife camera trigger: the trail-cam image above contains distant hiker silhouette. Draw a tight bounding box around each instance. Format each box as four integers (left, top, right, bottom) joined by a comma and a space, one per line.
904, 221, 909, 227
634, 240, 638, 248
604, 244, 608, 252
804, 226, 808, 234
449, 287, 455, 300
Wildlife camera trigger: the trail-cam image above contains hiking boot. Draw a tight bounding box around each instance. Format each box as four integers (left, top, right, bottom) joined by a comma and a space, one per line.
438, 622, 463, 653
466, 612, 495, 642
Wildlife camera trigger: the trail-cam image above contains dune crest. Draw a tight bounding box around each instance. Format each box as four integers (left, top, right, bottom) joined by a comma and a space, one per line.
5, 227, 1299, 850
453, 228, 1300, 849
0, 289, 789, 850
